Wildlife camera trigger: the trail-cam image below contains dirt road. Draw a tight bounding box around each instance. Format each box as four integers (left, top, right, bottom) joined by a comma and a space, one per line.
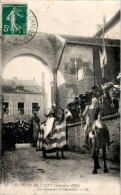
1, 144, 120, 195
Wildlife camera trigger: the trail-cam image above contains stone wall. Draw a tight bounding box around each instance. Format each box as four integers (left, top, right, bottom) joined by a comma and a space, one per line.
93, 45, 120, 84
58, 42, 120, 108
67, 114, 120, 163
67, 121, 85, 153
103, 114, 120, 163
58, 43, 94, 107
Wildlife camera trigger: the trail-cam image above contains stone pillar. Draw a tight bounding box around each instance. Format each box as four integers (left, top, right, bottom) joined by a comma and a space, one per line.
50, 71, 57, 106
41, 72, 45, 92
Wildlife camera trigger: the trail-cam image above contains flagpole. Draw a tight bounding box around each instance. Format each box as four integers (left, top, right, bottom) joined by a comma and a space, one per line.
102, 22, 105, 45
75, 60, 79, 97
93, 57, 96, 86
102, 16, 106, 79
102, 24, 105, 78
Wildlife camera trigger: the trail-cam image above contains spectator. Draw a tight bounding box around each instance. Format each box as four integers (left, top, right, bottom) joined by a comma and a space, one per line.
111, 95, 119, 113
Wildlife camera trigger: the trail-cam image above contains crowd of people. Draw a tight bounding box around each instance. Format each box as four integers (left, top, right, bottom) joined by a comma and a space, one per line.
2, 121, 32, 151
2, 76, 120, 152
91, 77, 120, 116
67, 76, 120, 123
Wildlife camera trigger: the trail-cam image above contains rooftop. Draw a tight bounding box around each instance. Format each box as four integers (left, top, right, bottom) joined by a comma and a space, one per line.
2, 78, 42, 94
93, 10, 120, 37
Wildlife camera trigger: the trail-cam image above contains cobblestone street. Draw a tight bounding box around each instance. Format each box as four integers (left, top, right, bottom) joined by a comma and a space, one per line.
1, 143, 120, 195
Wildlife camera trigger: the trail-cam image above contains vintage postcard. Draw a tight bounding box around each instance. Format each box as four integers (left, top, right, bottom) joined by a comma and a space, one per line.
0, 1, 120, 195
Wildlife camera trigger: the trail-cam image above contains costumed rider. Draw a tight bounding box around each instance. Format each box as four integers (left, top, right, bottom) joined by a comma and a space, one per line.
82, 97, 101, 149
45, 103, 62, 123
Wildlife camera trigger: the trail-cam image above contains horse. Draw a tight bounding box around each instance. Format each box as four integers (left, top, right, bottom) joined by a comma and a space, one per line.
37, 108, 72, 159
87, 114, 110, 174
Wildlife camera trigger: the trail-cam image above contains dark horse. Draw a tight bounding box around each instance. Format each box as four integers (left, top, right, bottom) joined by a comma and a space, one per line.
88, 114, 110, 174
37, 108, 72, 159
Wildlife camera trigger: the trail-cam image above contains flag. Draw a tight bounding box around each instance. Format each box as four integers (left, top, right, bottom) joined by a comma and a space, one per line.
99, 43, 107, 78
74, 60, 86, 80
74, 59, 78, 73
98, 15, 107, 78
77, 67, 86, 81
74, 59, 77, 67
99, 43, 107, 69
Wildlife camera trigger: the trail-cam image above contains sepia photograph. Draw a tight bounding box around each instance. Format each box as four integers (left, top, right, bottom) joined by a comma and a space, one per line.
0, 1, 120, 195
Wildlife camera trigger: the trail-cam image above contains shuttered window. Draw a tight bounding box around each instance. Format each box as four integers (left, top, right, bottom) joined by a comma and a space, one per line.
18, 102, 24, 114
32, 103, 38, 113
3, 102, 9, 113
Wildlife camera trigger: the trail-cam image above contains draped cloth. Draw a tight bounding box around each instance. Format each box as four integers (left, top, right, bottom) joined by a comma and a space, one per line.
37, 118, 67, 152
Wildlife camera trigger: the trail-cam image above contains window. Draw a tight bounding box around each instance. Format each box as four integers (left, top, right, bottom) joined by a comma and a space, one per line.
32, 103, 38, 113
18, 102, 24, 114
3, 102, 9, 114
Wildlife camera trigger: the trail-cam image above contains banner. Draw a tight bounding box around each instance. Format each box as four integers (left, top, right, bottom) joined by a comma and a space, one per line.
77, 67, 86, 80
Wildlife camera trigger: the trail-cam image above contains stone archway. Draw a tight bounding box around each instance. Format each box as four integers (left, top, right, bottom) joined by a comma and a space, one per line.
3, 55, 54, 122
2, 32, 66, 105
2, 53, 56, 105
0, 32, 66, 155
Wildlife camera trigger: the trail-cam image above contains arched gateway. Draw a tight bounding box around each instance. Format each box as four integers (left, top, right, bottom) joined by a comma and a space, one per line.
2, 33, 66, 105
0, 32, 120, 154
0, 33, 66, 154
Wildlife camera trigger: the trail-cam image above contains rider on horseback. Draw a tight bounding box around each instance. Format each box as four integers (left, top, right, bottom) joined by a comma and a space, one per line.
45, 103, 63, 124
82, 97, 101, 149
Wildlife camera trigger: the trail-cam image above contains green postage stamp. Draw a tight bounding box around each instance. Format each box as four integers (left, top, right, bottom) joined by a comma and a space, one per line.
2, 4, 27, 35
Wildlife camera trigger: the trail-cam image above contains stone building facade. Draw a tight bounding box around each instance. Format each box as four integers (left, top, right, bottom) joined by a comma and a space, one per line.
2, 77, 47, 123
57, 37, 120, 108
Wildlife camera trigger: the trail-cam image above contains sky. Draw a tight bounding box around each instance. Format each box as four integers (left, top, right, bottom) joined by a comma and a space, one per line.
1, 0, 120, 36
28, 0, 120, 36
